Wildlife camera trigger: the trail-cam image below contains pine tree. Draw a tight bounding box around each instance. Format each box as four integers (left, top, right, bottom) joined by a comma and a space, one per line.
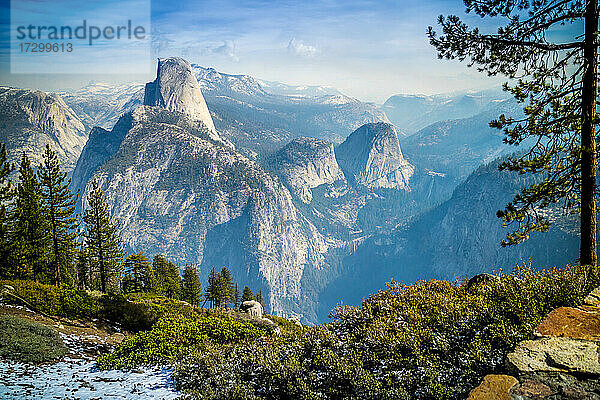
152, 254, 181, 299
242, 285, 255, 302
205, 267, 217, 308
38, 144, 78, 285
234, 283, 241, 309
82, 180, 123, 293
217, 267, 235, 308
255, 289, 265, 308
12, 153, 48, 281
123, 253, 154, 293
428, 0, 598, 265
0, 143, 14, 279
75, 246, 91, 290
181, 265, 202, 306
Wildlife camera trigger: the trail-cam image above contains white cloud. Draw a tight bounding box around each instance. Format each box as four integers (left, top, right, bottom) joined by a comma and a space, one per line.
287, 38, 317, 58
212, 40, 239, 62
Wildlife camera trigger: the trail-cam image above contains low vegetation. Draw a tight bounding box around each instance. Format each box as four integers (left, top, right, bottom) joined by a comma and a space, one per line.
98, 311, 268, 369
0, 315, 67, 363
174, 264, 599, 400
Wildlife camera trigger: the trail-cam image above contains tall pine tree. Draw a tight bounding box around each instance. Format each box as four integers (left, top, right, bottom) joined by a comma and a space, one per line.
12, 153, 48, 281
0, 143, 14, 279
38, 144, 78, 285
218, 267, 235, 308
428, 0, 598, 265
83, 180, 123, 293
242, 286, 255, 302
205, 267, 220, 308
123, 253, 154, 293
181, 264, 202, 306
152, 254, 181, 299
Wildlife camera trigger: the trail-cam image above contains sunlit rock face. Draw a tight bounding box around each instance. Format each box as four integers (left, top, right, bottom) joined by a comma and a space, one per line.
0, 87, 87, 173
336, 122, 413, 190
144, 57, 216, 132
271, 137, 345, 203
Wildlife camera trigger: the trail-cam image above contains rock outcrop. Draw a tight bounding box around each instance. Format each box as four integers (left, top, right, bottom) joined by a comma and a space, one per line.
240, 300, 263, 318
0, 87, 87, 173
335, 122, 413, 190
270, 137, 345, 203
144, 57, 215, 132
467, 374, 518, 400
469, 286, 600, 399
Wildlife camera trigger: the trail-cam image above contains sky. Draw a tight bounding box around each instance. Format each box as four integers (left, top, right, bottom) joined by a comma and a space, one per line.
0, 0, 516, 102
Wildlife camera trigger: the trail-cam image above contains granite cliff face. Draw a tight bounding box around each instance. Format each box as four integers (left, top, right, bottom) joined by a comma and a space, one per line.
0, 87, 87, 173
336, 122, 413, 190
58, 82, 144, 131
144, 57, 216, 132
76, 59, 335, 322
270, 137, 345, 203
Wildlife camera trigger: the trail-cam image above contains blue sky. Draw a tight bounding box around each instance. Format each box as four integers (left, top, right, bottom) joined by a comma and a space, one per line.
0, 0, 531, 102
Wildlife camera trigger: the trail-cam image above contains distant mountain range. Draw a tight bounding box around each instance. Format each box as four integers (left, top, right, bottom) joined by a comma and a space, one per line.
383, 88, 511, 135
0, 58, 576, 323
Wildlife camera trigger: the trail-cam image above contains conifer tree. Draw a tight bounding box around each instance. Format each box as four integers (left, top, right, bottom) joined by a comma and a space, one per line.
12, 153, 48, 281
82, 180, 123, 293
153, 254, 181, 299
428, 0, 599, 265
38, 144, 78, 285
205, 267, 220, 308
0, 144, 14, 279
242, 286, 255, 302
255, 289, 265, 308
234, 283, 241, 309
75, 247, 91, 290
218, 267, 235, 307
123, 253, 154, 293
181, 264, 202, 306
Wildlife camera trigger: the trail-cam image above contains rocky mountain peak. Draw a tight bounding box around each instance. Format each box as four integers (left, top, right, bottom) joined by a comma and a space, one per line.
271, 137, 345, 203
335, 122, 414, 190
0, 87, 87, 173
143, 57, 215, 131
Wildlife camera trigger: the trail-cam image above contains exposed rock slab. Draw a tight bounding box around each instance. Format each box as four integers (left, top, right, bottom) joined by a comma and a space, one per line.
511, 379, 553, 400
467, 374, 517, 400
507, 337, 600, 375
534, 307, 600, 341
585, 287, 600, 307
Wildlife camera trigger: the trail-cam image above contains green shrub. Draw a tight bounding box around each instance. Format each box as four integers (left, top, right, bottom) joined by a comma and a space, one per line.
1, 280, 99, 319
175, 264, 600, 400
98, 311, 268, 369
0, 315, 67, 363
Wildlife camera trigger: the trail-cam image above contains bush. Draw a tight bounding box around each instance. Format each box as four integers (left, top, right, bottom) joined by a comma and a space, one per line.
175, 264, 600, 400
0, 315, 67, 363
1, 280, 99, 319
98, 311, 268, 369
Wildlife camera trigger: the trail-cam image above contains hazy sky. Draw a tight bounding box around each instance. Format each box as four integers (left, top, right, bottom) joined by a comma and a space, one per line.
0, 0, 512, 102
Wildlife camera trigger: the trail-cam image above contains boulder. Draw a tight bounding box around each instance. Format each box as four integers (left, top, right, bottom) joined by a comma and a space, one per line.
467, 374, 518, 400
507, 337, 600, 375
585, 286, 600, 307
240, 300, 263, 319
511, 379, 553, 400
534, 307, 600, 341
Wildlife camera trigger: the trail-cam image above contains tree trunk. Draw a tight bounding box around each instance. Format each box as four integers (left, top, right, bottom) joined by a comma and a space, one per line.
580, 0, 599, 267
